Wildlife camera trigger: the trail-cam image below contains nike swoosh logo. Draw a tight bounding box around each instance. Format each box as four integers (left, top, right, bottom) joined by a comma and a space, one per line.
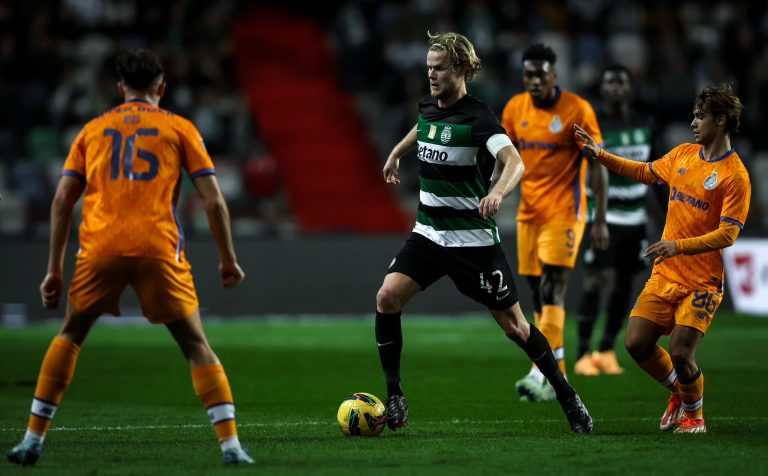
495, 291, 510, 301
377, 341, 394, 347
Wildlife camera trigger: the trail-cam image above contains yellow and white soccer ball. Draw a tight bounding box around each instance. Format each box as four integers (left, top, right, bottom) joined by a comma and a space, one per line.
336, 392, 387, 436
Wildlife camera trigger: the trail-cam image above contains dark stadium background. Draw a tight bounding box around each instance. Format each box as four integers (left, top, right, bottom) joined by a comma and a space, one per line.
1, 0, 766, 318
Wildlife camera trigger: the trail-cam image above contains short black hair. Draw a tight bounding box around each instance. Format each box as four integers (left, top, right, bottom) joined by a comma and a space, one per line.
601, 64, 631, 80
115, 49, 164, 92
522, 43, 556, 65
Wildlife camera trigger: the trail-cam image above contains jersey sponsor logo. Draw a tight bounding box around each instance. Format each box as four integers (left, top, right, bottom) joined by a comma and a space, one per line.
549, 114, 563, 133
521, 121, 528, 127
440, 125, 452, 144
417, 145, 448, 161
669, 186, 710, 211
703, 171, 718, 190
518, 138, 557, 151
678, 168, 686, 174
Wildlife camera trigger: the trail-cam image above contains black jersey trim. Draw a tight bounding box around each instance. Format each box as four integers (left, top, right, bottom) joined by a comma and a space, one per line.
420, 162, 477, 182
418, 203, 482, 220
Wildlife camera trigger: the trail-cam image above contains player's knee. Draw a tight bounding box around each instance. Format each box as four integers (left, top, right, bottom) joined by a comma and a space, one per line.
376, 286, 402, 313
669, 347, 695, 371
624, 334, 653, 362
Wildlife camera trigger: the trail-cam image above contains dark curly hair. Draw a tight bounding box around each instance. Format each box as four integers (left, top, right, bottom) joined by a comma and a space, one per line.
522, 43, 556, 65
115, 49, 164, 92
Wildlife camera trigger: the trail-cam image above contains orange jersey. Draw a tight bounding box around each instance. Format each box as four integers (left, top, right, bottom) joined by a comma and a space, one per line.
501, 88, 602, 223
648, 144, 751, 291
63, 99, 215, 262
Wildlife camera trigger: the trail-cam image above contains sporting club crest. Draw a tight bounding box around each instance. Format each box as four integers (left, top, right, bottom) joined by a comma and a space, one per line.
440, 125, 452, 144
703, 171, 718, 190
549, 115, 563, 133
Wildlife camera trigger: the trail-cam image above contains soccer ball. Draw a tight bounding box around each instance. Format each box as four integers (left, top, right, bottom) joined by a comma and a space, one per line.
336, 392, 387, 436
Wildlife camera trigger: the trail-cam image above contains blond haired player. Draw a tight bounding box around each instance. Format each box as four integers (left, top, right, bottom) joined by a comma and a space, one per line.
7, 50, 254, 465
501, 43, 609, 401
376, 32, 593, 434
574, 83, 751, 433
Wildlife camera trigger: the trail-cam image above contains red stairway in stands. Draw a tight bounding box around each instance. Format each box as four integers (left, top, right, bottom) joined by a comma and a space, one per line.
232, 8, 412, 233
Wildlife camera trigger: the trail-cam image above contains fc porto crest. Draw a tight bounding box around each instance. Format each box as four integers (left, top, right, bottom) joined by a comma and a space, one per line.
440, 125, 452, 144
703, 170, 718, 190
549, 115, 563, 133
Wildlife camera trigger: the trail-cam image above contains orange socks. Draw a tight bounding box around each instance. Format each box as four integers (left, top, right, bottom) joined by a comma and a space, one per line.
638, 344, 682, 394
538, 305, 566, 375
191, 364, 239, 445
679, 370, 704, 419
27, 336, 81, 438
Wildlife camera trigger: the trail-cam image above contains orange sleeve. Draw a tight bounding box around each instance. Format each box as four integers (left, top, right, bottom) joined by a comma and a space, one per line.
720, 171, 751, 229
596, 149, 657, 185
178, 119, 216, 178
579, 100, 602, 145
676, 222, 740, 255
62, 127, 87, 183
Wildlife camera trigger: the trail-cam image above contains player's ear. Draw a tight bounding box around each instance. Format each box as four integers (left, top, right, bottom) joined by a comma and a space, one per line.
716, 114, 727, 129
156, 81, 166, 98
117, 81, 125, 97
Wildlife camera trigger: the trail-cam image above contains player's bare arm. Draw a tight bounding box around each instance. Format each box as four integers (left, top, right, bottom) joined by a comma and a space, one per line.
588, 156, 610, 251
41, 175, 84, 309
383, 124, 418, 185
193, 174, 244, 288
480, 143, 524, 219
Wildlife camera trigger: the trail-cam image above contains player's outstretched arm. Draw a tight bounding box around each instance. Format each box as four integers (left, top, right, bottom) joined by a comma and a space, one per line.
193, 175, 244, 288
479, 141, 524, 219
383, 124, 418, 185
41, 175, 84, 309
574, 124, 657, 185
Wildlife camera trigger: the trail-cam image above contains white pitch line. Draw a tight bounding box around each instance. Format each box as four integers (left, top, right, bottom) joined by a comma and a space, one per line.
0, 416, 763, 433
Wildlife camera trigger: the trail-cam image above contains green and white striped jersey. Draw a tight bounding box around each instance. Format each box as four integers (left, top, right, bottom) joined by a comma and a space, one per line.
414, 94, 505, 247
587, 114, 654, 225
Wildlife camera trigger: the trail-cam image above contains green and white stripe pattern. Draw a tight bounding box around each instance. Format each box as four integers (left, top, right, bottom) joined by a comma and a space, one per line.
588, 126, 652, 225
414, 116, 499, 247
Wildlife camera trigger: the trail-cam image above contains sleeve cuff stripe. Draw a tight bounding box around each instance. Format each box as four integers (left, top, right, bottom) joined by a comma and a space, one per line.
190, 168, 216, 179
720, 216, 744, 229
62, 170, 86, 184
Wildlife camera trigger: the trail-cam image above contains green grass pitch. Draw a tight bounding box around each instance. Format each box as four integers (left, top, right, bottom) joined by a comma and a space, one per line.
1, 312, 767, 475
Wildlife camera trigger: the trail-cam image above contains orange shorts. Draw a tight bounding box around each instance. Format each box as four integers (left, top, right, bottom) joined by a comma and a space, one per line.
516, 220, 585, 276
68, 255, 199, 324
630, 274, 722, 335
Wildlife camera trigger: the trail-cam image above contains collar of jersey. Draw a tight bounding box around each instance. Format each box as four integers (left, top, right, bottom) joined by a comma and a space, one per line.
699, 146, 735, 163
532, 86, 562, 109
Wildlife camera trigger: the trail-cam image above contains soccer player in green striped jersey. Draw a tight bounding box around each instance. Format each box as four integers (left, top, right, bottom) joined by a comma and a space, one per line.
374, 31, 593, 434
574, 65, 658, 377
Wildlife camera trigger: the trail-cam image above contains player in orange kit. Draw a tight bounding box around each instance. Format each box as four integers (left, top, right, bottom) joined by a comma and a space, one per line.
574, 82, 751, 433
501, 43, 609, 401
7, 50, 254, 465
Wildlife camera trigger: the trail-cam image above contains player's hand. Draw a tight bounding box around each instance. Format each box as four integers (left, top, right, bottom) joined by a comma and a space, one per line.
479, 191, 503, 219
40, 272, 64, 309
574, 124, 600, 160
383, 156, 400, 185
591, 221, 610, 251
644, 240, 679, 264
220, 262, 245, 288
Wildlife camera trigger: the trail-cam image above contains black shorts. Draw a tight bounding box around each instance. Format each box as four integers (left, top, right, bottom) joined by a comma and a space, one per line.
387, 233, 519, 310
581, 223, 647, 273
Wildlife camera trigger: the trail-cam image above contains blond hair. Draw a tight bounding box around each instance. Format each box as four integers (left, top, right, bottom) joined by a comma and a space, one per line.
427, 31, 482, 82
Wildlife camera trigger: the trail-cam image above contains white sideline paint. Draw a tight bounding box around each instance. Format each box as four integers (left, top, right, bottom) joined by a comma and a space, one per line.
0, 416, 759, 433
